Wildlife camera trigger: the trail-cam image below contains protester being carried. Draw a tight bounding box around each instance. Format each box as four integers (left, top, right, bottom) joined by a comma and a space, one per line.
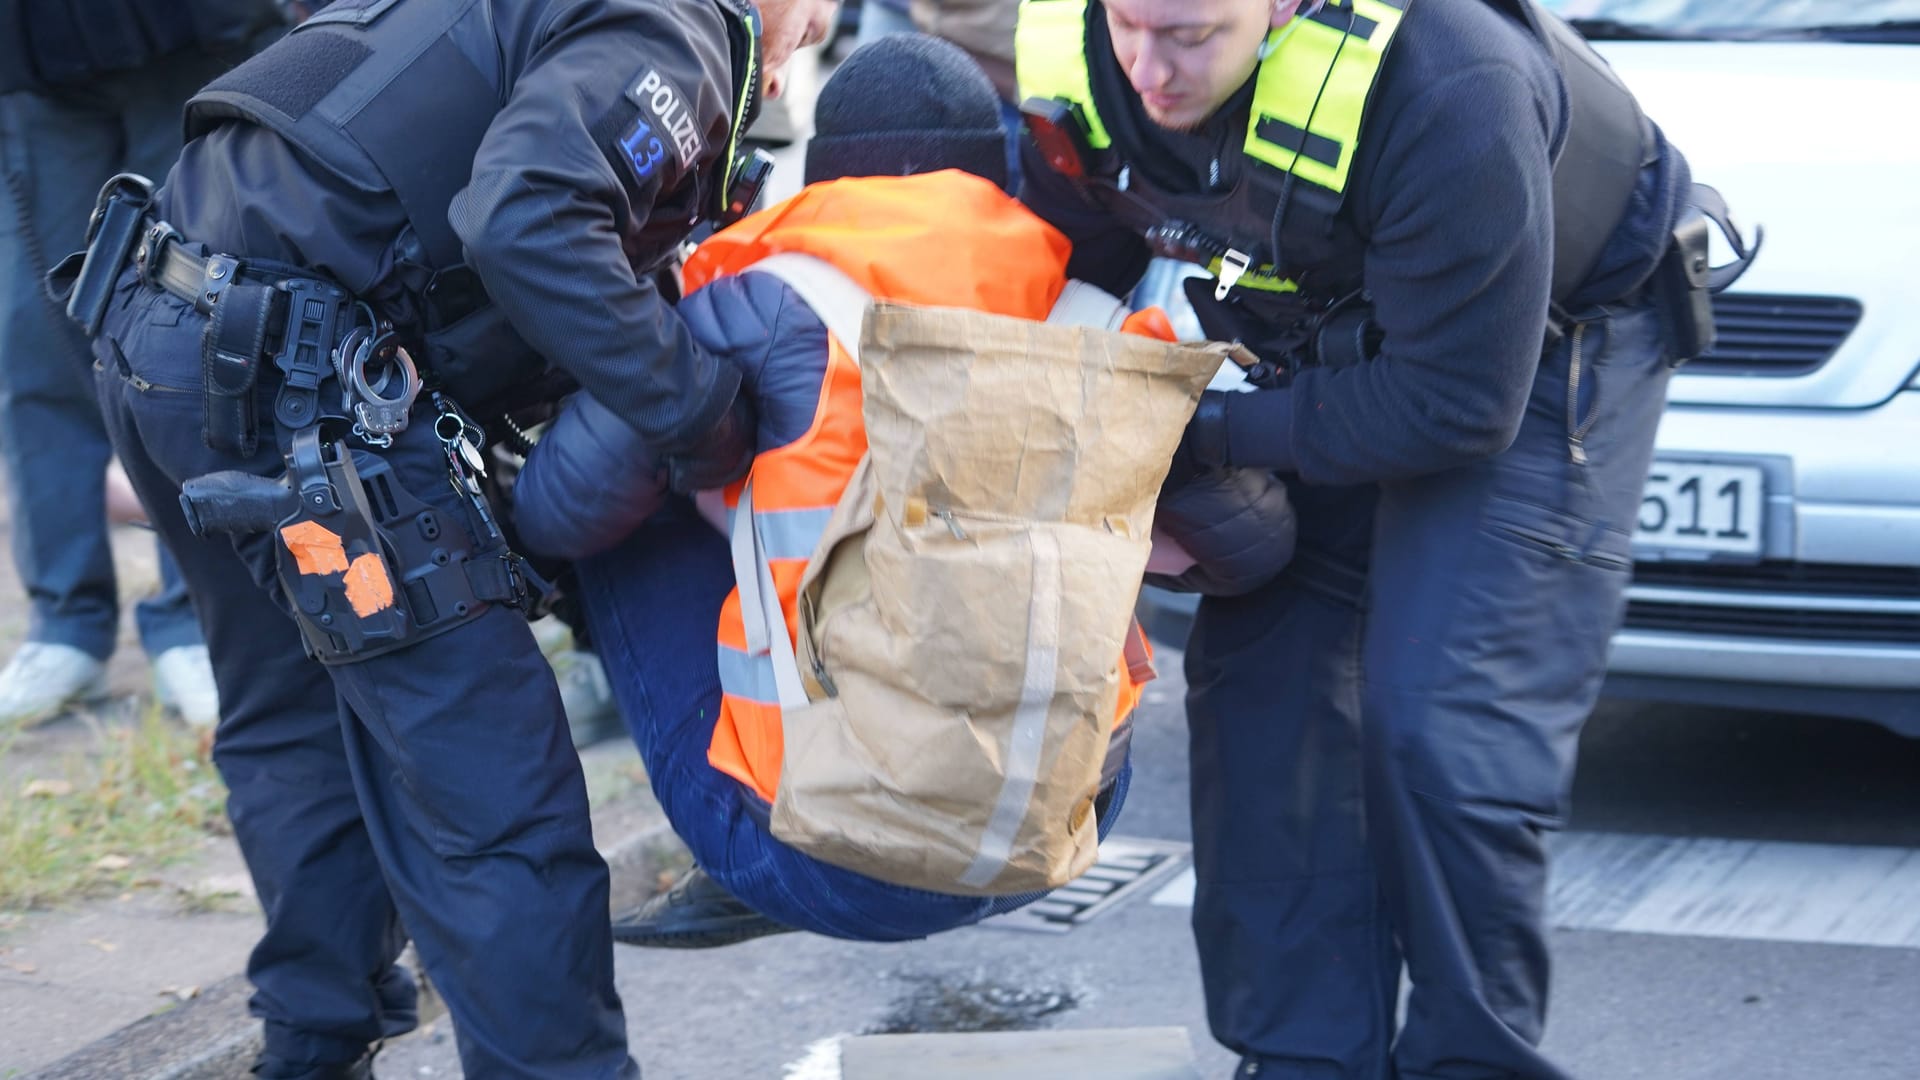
513, 35, 1296, 947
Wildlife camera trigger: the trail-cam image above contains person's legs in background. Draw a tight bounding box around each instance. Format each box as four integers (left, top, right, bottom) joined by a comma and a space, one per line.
111, 53, 236, 724
0, 84, 126, 724
0, 53, 220, 728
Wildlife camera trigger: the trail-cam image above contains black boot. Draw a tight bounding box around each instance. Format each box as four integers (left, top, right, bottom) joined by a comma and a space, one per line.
611, 866, 798, 949
251, 1049, 375, 1080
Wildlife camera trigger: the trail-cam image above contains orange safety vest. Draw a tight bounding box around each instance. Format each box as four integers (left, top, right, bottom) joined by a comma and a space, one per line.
683, 169, 1156, 804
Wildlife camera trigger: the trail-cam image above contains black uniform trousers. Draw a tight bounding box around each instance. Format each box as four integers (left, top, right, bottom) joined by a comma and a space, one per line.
90, 267, 639, 1079
1187, 304, 1672, 1079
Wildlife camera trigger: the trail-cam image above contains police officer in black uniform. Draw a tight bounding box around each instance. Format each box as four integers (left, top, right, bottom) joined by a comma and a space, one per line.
1016, 0, 1755, 1076
47, 0, 838, 1076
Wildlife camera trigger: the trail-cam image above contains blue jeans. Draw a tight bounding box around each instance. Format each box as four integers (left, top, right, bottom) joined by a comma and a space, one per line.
579, 500, 1133, 941
0, 62, 214, 661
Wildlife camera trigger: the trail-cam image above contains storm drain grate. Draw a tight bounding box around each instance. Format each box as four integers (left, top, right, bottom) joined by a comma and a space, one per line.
986, 836, 1193, 934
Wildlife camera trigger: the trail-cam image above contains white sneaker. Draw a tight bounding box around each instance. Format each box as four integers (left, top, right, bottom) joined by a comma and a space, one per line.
0, 643, 109, 727
153, 644, 221, 729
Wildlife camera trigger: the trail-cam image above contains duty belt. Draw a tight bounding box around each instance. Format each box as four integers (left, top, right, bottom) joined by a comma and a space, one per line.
132, 218, 425, 455
51, 175, 546, 664
145, 230, 549, 653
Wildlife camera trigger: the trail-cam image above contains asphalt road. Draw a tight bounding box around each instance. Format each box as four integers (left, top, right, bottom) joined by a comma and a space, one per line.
375, 652, 1920, 1079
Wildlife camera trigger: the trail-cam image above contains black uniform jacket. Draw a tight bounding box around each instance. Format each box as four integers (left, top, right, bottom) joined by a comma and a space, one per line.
162, 0, 755, 452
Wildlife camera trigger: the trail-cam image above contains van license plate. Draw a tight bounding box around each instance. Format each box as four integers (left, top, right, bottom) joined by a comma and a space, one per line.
1637, 461, 1765, 558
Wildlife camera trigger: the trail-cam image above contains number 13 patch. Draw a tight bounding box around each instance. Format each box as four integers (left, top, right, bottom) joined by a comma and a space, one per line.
619, 114, 668, 183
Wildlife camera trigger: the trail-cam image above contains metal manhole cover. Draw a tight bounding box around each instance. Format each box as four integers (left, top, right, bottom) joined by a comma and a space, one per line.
986, 836, 1193, 934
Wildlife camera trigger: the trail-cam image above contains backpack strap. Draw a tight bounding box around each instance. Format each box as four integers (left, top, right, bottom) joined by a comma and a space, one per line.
726, 253, 877, 711
729, 478, 812, 710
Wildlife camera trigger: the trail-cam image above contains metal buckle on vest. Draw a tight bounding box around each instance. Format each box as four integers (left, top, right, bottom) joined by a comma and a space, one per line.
1216, 249, 1252, 301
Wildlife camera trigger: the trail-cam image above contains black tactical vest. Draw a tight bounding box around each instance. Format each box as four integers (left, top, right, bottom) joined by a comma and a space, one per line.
185, 0, 505, 274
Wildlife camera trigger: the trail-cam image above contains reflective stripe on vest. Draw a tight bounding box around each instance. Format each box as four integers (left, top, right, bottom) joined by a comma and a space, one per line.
1013, 0, 1406, 198
1243, 0, 1406, 196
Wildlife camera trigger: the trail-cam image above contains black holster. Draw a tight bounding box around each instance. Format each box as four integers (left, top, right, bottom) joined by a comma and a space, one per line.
181, 425, 535, 664
1649, 205, 1715, 365
47, 174, 154, 337
1649, 182, 1764, 367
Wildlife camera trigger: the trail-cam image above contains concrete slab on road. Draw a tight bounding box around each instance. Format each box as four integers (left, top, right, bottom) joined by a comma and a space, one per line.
839, 1028, 1199, 1080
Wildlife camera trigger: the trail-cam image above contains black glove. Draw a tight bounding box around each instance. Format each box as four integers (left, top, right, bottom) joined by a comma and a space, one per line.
1181, 391, 1233, 470
663, 392, 756, 494
1176, 388, 1299, 474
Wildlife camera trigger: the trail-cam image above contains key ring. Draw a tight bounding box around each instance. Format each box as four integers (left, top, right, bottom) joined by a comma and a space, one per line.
433, 409, 470, 447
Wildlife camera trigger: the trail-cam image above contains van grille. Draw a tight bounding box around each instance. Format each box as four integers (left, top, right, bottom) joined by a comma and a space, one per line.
1623, 560, 1920, 644
1685, 293, 1862, 376
1622, 602, 1920, 644
1631, 561, 1920, 599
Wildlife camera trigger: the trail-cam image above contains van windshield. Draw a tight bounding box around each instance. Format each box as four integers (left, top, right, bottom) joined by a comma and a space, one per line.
1541, 0, 1920, 40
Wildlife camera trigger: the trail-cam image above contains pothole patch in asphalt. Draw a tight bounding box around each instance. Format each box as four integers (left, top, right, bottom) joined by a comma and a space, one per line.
866, 972, 1080, 1035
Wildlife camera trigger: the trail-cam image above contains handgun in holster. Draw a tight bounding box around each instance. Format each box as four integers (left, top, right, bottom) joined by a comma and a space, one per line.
180, 425, 524, 664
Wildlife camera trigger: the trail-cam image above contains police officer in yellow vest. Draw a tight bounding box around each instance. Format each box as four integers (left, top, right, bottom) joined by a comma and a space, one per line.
1016, 0, 1755, 1076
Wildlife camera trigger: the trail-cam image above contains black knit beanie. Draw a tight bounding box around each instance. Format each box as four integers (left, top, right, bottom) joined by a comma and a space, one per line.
803, 34, 1012, 191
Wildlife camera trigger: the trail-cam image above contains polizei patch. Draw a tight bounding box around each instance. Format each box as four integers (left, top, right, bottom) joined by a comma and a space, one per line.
626, 69, 703, 167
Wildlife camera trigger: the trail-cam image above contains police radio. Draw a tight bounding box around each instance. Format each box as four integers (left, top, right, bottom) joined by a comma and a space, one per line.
720, 147, 776, 227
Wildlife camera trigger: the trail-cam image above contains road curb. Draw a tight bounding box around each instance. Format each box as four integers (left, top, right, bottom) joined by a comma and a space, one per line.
22, 786, 681, 1080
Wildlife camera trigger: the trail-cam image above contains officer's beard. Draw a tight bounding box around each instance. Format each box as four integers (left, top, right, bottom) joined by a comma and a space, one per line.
1146, 106, 1209, 134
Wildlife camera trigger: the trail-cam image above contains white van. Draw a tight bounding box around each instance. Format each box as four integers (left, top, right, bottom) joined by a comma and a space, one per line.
1550, 2, 1920, 736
